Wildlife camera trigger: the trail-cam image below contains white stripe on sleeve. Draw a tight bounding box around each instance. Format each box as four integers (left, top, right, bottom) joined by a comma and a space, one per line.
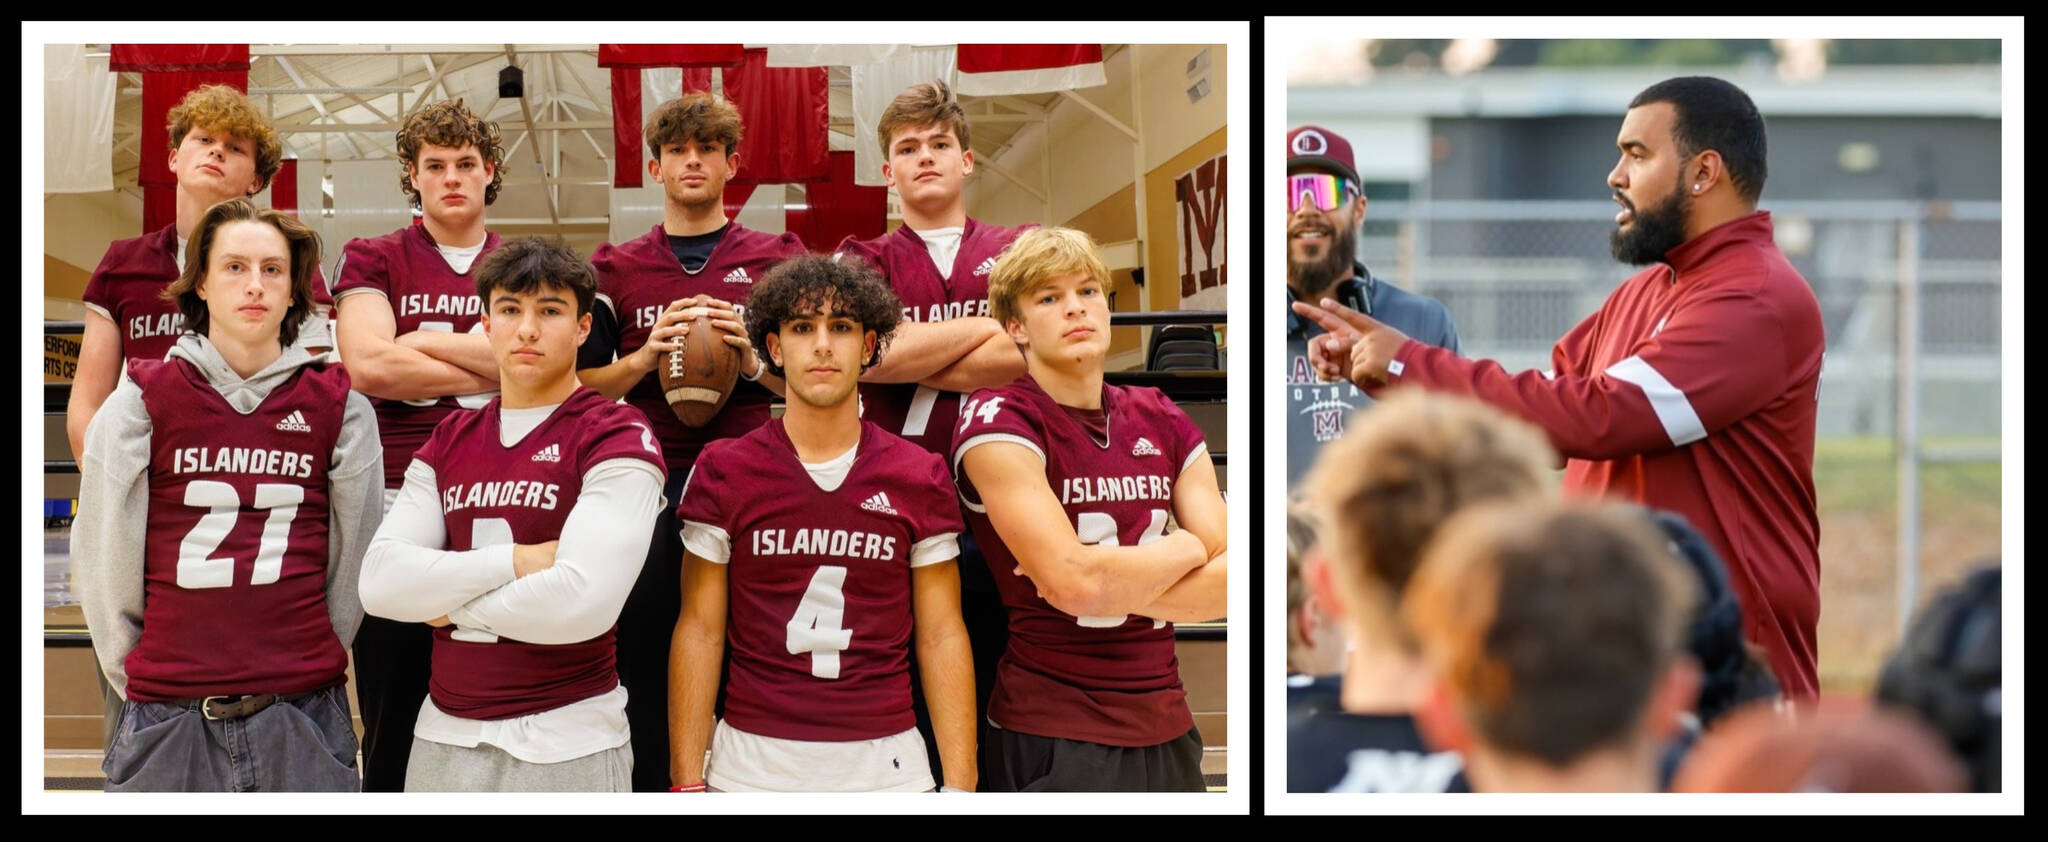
681, 520, 732, 564
1603, 355, 1707, 447
951, 433, 1046, 514
909, 532, 961, 568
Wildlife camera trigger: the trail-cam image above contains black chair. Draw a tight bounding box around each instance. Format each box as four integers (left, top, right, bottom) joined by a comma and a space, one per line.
1147, 324, 1219, 371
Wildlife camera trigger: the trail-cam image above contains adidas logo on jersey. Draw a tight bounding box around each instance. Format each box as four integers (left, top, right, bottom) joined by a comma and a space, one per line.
972, 256, 998, 277
531, 443, 562, 463
860, 491, 899, 516
724, 268, 753, 284
1132, 437, 1163, 457
274, 410, 312, 433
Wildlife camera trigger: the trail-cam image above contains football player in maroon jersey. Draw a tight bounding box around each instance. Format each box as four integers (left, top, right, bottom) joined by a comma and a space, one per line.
74, 199, 382, 792
575, 91, 809, 792
330, 98, 510, 792
955, 227, 1227, 791
833, 79, 1032, 785
359, 237, 666, 791
69, 84, 336, 460
67, 85, 337, 750
669, 255, 976, 792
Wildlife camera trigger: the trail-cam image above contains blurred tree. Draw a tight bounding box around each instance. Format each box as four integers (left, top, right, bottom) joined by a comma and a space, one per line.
1829, 40, 2000, 65
1650, 39, 1774, 65
1532, 39, 1776, 67
1537, 39, 1639, 66
1368, 39, 1450, 68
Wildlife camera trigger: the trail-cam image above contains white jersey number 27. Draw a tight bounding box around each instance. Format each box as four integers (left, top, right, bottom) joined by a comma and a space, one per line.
786, 565, 853, 679
175, 481, 303, 589
1072, 510, 1170, 630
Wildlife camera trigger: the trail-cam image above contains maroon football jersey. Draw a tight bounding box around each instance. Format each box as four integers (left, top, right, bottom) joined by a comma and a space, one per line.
83, 224, 334, 366
331, 224, 505, 489
955, 376, 1208, 747
413, 387, 667, 720
591, 222, 808, 473
123, 356, 353, 702
677, 419, 964, 742
836, 219, 1034, 459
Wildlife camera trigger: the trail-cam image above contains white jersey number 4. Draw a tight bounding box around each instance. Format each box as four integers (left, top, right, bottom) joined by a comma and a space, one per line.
1072, 510, 1170, 629
175, 481, 304, 589
786, 565, 854, 679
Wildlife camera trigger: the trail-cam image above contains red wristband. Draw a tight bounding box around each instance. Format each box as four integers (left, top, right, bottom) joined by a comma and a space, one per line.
670, 783, 706, 792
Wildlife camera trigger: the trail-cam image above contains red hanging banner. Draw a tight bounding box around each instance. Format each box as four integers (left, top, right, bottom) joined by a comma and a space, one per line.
723, 49, 828, 185
954, 44, 1106, 96
610, 68, 643, 188
597, 44, 744, 69
109, 44, 250, 72
955, 44, 1103, 73
599, 45, 746, 189
787, 151, 886, 253
115, 45, 255, 233
273, 158, 298, 217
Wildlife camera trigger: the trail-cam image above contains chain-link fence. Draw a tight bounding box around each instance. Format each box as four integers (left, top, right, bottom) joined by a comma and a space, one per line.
1359, 199, 2002, 690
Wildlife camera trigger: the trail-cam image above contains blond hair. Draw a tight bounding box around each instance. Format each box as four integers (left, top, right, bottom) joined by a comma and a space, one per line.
986, 227, 1108, 328
166, 85, 283, 193
1301, 390, 1556, 649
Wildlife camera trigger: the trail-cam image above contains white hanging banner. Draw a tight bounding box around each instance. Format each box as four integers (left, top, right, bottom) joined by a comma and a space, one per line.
762, 44, 906, 68
44, 45, 116, 194
849, 46, 958, 187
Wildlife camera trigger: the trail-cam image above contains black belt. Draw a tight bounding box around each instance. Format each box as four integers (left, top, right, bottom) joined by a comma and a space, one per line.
166, 689, 324, 721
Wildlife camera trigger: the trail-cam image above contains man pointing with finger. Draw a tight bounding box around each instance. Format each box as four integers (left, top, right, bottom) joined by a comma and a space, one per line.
1292, 77, 1824, 699
1284, 126, 1460, 486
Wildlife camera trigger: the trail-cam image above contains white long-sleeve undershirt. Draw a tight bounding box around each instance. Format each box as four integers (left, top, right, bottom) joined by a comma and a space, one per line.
357, 401, 664, 762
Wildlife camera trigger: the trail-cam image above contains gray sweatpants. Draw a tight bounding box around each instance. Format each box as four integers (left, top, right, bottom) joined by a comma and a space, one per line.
102, 685, 361, 792
404, 738, 633, 792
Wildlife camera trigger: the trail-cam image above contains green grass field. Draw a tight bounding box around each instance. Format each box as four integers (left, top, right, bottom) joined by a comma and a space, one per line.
1811, 436, 2002, 693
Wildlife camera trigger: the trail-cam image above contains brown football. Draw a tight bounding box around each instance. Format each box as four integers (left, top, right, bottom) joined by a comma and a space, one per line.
657, 312, 741, 428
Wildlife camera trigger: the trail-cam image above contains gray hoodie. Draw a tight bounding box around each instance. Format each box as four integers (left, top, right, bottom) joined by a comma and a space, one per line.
73, 333, 383, 696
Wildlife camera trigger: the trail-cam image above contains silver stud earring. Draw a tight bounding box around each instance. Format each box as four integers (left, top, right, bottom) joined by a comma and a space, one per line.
1693, 184, 1702, 192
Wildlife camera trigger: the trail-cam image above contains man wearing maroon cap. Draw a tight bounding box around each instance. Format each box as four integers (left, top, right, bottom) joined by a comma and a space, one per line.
1284, 124, 1461, 486
1294, 76, 1826, 699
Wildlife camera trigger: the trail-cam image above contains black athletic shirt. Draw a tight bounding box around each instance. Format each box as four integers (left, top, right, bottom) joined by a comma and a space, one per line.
1286, 673, 1471, 793
575, 225, 731, 371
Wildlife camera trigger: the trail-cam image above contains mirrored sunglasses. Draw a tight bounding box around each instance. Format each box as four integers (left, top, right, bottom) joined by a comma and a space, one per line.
1287, 173, 1354, 213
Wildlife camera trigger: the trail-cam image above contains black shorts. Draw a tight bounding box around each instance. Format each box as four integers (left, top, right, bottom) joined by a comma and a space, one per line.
985, 724, 1205, 792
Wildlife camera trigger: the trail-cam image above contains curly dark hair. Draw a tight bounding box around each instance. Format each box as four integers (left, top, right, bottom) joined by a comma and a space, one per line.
473, 237, 597, 317
397, 99, 505, 208
743, 255, 902, 379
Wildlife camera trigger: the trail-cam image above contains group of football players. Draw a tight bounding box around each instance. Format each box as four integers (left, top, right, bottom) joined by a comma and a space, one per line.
71, 78, 1226, 793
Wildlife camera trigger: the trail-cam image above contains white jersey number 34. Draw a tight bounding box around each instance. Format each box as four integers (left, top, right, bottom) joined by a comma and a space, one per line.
1074, 510, 1170, 630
